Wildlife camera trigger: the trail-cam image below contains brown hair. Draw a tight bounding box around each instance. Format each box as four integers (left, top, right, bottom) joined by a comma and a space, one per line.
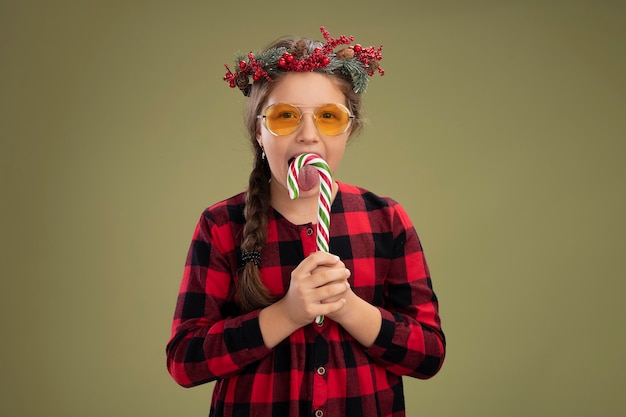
236, 37, 365, 312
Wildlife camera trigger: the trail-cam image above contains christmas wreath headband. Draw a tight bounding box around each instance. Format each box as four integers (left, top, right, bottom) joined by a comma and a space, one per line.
224, 26, 384, 96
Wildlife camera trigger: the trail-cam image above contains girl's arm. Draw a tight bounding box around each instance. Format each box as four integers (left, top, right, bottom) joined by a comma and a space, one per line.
327, 202, 446, 379
166, 210, 272, 387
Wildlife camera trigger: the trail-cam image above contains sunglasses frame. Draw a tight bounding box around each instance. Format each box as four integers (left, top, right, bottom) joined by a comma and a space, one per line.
257, 103, 355, 136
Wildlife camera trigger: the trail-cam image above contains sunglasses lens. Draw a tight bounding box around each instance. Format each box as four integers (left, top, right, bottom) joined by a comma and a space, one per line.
264, 104, 301, 135
315, 104, 352, 135
262, 103, 353, 136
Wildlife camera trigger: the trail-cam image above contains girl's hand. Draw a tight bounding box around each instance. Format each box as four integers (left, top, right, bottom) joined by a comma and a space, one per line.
279, 251, 351, 327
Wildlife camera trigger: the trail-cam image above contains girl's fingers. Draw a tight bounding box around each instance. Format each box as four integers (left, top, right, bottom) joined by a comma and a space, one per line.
282, 251, 351, 325
297, 251, 342, 271
292, 251, 348, 288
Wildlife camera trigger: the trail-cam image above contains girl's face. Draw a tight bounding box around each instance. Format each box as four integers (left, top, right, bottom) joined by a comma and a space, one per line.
256, 72, 351, 199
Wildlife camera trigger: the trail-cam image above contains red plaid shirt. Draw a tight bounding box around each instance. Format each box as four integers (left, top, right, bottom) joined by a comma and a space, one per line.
167, 182, 445, 417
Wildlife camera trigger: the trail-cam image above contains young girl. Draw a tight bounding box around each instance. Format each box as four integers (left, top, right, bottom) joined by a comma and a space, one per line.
166, 27, 445, 417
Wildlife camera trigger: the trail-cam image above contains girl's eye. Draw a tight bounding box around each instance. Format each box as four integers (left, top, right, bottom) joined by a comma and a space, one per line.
279, 112, 297, 119
319, 112, 336, 119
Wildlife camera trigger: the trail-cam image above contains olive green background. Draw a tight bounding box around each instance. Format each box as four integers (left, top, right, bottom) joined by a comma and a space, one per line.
2, 1, 625, 416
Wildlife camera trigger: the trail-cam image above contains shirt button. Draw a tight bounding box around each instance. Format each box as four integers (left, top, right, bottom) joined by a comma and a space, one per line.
315, 410, 323, 417
317, 366, 326, 376
306, 227, 314, 236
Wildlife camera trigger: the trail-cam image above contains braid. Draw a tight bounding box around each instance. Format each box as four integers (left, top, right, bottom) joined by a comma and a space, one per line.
238, 143, 275, 312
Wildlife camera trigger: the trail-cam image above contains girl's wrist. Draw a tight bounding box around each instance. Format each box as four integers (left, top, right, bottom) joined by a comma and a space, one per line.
259, 300, 300, 349
331, 292, 382, 348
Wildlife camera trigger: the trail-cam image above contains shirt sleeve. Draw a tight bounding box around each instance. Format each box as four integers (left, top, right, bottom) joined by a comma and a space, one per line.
166, 209, 272, 387
365, 201, 446, 379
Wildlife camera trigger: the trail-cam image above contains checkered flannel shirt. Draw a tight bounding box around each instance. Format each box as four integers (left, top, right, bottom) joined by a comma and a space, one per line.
167, 182, 446, 417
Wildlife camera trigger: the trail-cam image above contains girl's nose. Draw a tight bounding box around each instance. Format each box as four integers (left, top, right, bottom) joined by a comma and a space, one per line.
296, 112, 320, 143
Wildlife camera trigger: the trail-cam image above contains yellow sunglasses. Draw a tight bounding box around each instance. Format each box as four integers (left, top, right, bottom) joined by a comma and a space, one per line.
258, 103, 354, 136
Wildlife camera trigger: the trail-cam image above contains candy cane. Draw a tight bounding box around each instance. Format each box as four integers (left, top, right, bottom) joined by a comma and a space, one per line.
287, 153, 333, 325
287, 153, 333, 252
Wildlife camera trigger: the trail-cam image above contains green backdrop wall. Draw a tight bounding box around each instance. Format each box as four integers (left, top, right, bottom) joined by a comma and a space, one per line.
2, 1, 625, 416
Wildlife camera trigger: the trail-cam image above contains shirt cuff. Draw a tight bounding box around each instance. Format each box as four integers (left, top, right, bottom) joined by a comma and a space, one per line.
365, 307, 397, 359
223, 310, 271, 358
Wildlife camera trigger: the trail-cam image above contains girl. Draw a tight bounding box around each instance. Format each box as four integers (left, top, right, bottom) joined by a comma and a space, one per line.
166, 27, 445, 417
